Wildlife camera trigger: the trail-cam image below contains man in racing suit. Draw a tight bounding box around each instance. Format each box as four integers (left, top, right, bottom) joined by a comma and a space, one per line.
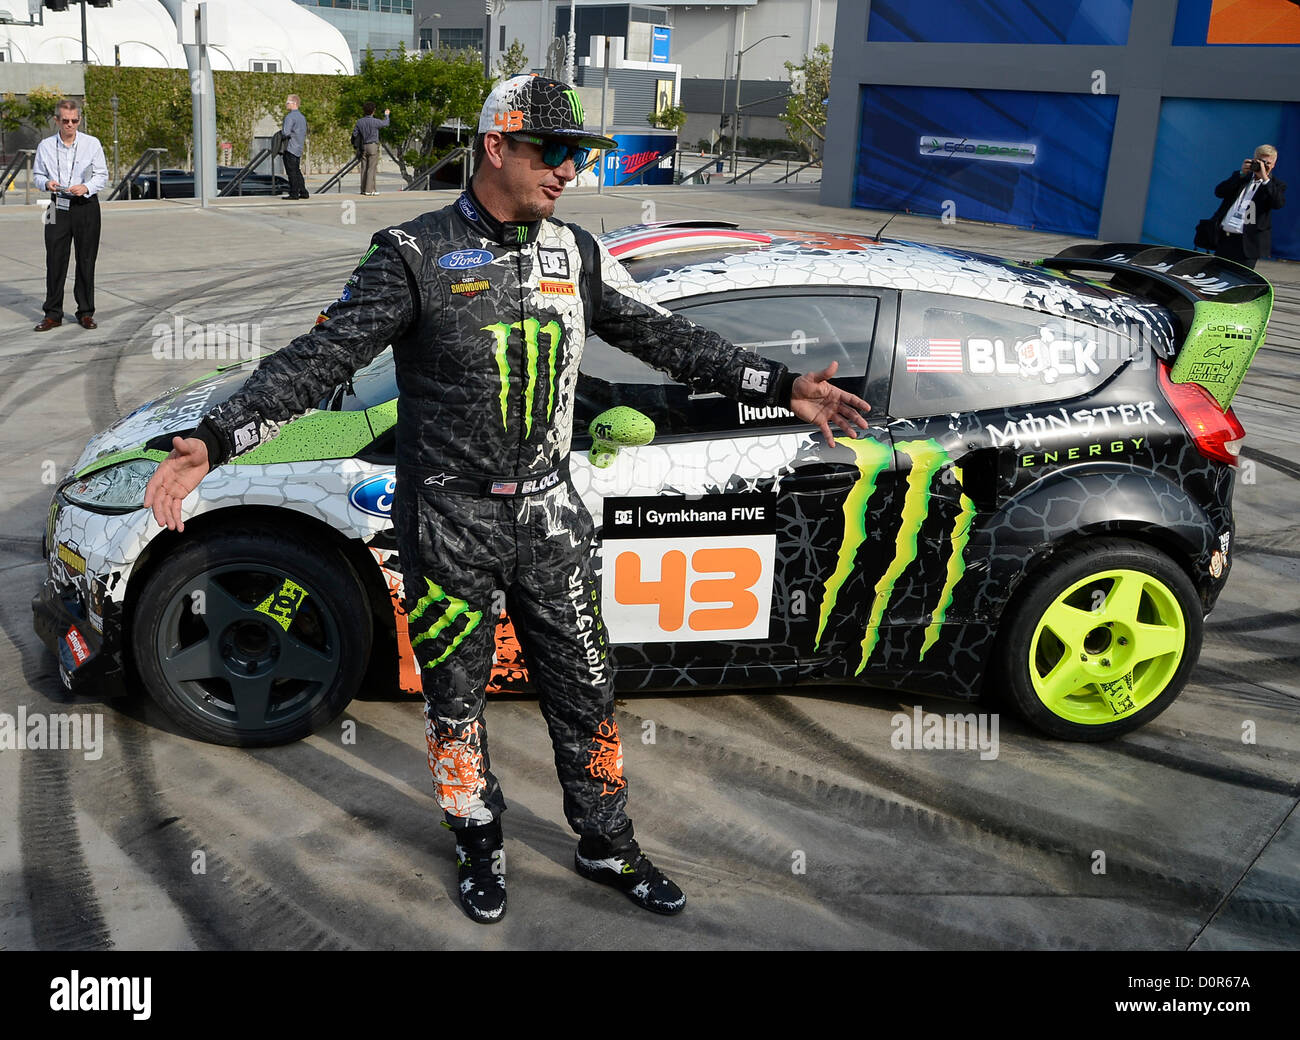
145, 75, 870, 924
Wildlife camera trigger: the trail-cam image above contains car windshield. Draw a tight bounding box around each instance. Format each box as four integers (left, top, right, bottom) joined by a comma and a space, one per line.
337, 347, 397, 411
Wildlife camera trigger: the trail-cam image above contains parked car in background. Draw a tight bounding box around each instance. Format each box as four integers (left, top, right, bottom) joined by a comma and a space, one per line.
129, 165, 283, 199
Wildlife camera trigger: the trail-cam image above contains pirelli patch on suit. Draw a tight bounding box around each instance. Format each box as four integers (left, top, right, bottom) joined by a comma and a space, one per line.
539, 279, 576, 296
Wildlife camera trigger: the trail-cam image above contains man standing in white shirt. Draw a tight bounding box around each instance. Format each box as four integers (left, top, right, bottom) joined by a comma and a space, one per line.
1211, 144, 1286, 270
32, 98, 108, 331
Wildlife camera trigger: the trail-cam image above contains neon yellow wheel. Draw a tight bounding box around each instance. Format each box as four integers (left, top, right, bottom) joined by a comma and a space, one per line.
1001, 540, 1202, 740
1030, 569, 1185, 725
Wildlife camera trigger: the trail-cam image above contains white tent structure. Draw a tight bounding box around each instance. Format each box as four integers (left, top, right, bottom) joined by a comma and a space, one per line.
0, 0, 354, 74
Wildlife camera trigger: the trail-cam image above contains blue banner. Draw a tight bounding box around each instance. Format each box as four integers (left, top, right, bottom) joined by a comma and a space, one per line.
868, 0, 1132, 44
651, 26, 672, 63
853, 85, 1119, 237
1142, 98, 1298, 261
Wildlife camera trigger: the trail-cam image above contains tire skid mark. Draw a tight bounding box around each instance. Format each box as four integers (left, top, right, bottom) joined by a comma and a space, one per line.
1240, 446, 1300, 482
97, 716, 352, 950
1189, 669, 1300, 704
621, 717, 1193, 949
18, 750, 114, 951
83, 253, 356, 432
1196, 653, 1300, 684
1102, 741, 1299, 797
614, 704, 1226, 916
1204, 610, 1300, 634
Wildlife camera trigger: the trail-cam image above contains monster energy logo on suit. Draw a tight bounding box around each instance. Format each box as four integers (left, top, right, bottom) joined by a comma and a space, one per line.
814, 438, 976, 672
408, 578, 482, 669
481, 319, 564, 434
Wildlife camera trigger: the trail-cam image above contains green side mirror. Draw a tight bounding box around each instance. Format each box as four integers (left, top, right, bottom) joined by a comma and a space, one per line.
588, 407, 655, 468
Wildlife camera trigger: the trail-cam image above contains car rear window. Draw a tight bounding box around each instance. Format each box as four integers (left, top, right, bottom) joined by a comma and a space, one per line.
889, 291, 1133, 419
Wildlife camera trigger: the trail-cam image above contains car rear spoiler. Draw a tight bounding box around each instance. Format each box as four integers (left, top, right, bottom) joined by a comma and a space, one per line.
1035, 243, 1273, 408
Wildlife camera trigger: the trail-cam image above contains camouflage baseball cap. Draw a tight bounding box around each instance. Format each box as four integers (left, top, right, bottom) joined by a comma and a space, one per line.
478, 74, 617, 150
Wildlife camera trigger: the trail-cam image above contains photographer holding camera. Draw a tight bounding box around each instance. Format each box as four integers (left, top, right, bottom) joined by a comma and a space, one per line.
1210, 144, 1285, 269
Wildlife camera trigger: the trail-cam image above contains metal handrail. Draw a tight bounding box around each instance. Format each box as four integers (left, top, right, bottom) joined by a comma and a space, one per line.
403, 146, 468, 191
724, 152, 799, 185
318, 153, 363, 195
678, 150, 737, 185
0, 149, 35, 205
107, 147, 168, 201
218, 147, 276, 197
773, 158, 821, 184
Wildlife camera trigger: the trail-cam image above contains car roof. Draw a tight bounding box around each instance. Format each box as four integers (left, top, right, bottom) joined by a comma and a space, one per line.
602, 222, 1177, 349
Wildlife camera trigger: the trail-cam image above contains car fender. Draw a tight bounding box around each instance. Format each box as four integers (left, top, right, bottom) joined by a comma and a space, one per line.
971, 463, 1215, 604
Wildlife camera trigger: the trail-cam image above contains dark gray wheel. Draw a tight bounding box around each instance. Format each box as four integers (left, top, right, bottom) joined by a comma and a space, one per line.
131, 527, 371, 746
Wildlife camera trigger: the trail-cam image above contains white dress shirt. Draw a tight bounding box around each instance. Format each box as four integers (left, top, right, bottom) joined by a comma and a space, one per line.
1221, 174, 1269, 234
32, 130, 109, 198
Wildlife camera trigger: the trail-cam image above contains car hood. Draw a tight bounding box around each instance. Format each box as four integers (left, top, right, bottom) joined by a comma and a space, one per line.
72, 365, 255, 476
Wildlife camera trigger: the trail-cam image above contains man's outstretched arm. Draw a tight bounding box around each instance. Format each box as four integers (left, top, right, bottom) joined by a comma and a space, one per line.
144, 234, 417, 531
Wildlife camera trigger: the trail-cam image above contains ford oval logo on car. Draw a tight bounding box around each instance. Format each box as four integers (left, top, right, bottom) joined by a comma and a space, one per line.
349, 473, 397, 518
437, 249, 493, 270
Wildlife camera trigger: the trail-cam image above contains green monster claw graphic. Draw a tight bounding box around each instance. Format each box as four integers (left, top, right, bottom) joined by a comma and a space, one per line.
482, 319, 564, 433
814, 438, 977, 673
408, 578, 483, 669
357, 244, 378, 267
919, 467, 977, 662
814, 438, 891, 649
482, 323, 512, 429
857, 440, 947, 671
565, 89, 585, 123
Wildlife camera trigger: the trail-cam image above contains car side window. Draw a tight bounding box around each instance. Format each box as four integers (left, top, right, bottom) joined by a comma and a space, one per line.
888, 291, 1129, 419
576, 293, 878, 437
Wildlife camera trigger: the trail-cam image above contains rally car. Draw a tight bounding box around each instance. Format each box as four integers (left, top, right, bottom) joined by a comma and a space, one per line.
34, 223, 1270, 746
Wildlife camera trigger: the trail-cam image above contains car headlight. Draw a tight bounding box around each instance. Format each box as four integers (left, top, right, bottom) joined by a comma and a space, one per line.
62, 458, 158, 513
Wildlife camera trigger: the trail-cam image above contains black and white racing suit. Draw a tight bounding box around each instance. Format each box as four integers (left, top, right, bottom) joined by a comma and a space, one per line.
198, 187, 794, 837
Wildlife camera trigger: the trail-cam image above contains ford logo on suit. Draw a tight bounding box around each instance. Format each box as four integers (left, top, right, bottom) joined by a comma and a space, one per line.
437, 249, 494, 270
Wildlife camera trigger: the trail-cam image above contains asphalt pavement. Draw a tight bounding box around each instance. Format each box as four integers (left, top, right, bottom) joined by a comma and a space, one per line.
0, 183, 1296, 951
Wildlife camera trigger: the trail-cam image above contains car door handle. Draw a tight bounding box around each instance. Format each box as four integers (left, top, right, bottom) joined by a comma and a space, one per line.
781, 467, 862, 492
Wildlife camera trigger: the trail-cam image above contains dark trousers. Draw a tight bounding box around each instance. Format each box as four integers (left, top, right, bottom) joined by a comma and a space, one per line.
283, 151, 308, 198
43, 195, 100, 320
393, 478, 628, 838
1214, 231, 1256, 269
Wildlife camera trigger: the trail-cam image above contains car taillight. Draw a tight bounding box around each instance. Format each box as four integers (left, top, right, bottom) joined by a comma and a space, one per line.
1157, 363, 1245, 465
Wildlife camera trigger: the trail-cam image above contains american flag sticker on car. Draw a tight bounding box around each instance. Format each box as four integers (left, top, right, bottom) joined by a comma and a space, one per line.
905, 338, 963, 373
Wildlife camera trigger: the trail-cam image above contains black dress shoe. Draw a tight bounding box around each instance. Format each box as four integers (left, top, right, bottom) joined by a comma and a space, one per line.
34, 317, 62, 332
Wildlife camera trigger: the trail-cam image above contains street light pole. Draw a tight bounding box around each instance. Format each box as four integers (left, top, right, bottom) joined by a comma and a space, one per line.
730, 33, 789, 176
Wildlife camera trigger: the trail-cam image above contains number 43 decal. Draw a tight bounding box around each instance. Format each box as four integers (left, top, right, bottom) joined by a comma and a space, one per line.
600, 537, 776, 643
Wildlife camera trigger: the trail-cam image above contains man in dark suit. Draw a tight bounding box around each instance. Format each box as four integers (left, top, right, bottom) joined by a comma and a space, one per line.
1212, 145, 1285, 269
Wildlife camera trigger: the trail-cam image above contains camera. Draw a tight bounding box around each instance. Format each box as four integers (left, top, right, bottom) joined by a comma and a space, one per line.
1248, 159, 1262, 173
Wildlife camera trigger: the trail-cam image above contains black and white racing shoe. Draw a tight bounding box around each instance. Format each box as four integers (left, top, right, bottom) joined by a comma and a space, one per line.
454, 820, 507, 924
575, 822, 686, 915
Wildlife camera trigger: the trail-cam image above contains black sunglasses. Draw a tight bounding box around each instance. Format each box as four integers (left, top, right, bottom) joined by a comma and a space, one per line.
508, 133, 591, 171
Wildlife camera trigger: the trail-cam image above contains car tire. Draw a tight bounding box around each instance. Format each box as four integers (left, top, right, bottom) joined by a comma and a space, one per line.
996, 538, 1202, 741
131, 527, 372, 747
